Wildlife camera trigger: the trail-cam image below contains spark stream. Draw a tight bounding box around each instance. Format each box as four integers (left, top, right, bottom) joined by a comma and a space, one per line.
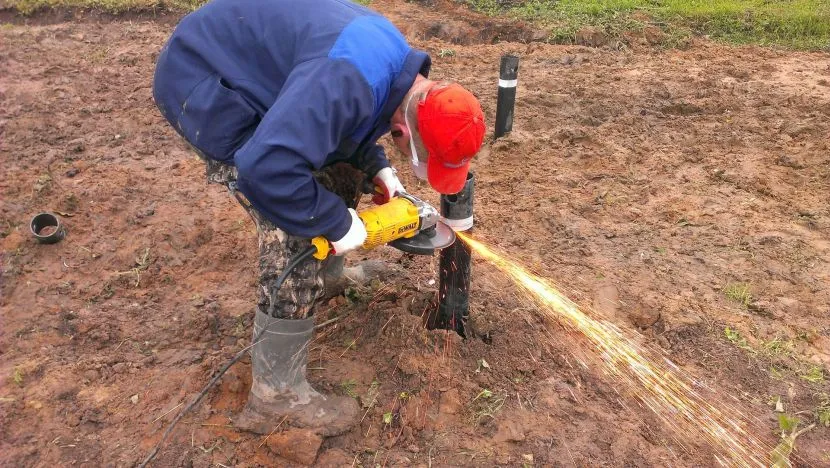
457, 232, 771, 467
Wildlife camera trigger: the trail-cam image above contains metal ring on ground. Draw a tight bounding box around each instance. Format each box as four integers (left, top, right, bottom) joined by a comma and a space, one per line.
30, 212, 65, 244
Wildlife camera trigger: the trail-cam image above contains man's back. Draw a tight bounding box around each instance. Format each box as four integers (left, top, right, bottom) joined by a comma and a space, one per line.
156, 0, 389, 117
152, 0, 431, 239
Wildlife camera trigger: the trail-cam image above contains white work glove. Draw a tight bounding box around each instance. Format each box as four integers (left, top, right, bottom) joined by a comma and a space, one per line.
372, 167, 406, 204
331, 208, 367, 256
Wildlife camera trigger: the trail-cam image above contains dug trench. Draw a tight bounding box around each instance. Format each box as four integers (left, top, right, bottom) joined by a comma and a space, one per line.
1, 1, 829, 466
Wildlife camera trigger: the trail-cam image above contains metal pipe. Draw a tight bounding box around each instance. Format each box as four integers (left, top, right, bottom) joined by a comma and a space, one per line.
494, 54, 520, 139
428, 172, 474, 337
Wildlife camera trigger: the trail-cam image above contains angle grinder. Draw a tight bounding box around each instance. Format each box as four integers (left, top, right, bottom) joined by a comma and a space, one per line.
311, 192, 455, 260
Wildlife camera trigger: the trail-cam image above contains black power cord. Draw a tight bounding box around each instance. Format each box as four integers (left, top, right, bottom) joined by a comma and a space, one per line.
139, 246, 319, 467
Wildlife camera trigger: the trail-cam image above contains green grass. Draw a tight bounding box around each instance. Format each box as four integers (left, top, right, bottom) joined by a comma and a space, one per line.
761, 336, 793, 357
468, 388, 506, 425
7, 0, 827, 49
800, 365, 826, 384
10, 0, 202, 14
7, 0, 372, 13
340, 378, 358, 398
11, 368, 24, 387
464, 0, 830, 50
724, 326, 756, 353
723, 282, 752, 307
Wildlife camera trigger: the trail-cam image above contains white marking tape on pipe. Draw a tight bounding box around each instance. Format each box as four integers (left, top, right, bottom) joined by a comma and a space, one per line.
441, 216, 474, 232
498, 78, 518, 88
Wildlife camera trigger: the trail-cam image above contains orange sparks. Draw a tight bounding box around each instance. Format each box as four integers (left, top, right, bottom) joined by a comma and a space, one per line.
457, 232, 773, 467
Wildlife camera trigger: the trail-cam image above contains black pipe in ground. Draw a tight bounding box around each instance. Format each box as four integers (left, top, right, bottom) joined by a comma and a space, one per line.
428, 172, 474, 337
494, 54, 520, 139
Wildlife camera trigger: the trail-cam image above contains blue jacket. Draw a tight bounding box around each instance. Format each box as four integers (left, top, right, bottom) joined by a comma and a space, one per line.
152, 0, 431, 240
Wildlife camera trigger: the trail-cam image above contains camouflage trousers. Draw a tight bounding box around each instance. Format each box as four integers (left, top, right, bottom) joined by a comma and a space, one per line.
201, 155, 363, 319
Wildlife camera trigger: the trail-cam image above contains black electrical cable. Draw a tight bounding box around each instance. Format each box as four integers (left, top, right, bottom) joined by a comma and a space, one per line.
139, 245, 320, 468
270, 246, 317, 312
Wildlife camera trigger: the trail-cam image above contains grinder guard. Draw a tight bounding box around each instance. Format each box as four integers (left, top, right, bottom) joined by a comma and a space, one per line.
389, 221, 455, 255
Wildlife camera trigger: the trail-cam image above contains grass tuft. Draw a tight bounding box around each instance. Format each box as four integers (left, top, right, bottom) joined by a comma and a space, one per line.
817, 394, 830, 427
761, 336, 793, 357
723, 282, 752, 307
724, 326, 755, 353
800, 365, 826, 384
468, 388, 506, 425
340, 379, 358, 398
12, 368, 24, 387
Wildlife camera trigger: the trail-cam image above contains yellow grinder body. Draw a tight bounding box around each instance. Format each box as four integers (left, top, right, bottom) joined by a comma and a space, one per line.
360, 197, 422, 247
312, 197, 421, 260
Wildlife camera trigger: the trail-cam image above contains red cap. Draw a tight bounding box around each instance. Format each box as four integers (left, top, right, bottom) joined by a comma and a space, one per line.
417, 84, 485, 194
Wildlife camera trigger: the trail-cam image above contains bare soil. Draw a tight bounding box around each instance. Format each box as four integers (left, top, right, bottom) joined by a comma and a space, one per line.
2, 1, 829, 466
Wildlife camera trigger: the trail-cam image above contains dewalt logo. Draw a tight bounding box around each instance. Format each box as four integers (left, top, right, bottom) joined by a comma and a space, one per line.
397, 222, 417, 234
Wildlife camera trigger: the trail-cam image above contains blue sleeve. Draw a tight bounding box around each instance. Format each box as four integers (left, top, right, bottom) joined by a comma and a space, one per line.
353, 144, 391, 179
234, 58, 375, 240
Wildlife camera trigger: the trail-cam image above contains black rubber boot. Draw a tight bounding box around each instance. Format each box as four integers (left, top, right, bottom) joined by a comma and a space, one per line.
234, 311, 358, 436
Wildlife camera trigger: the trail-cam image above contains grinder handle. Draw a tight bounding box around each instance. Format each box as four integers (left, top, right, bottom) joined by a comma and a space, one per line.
311, 236, 332, 260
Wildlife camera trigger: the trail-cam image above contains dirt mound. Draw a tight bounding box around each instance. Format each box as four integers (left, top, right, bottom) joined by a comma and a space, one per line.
1, 1, 829, 466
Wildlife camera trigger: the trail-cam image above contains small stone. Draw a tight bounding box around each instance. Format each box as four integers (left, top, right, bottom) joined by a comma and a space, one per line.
592, 281, 620, 321
404, 395, 428, 430
27, 400, 43, 410
130, 394, 139, 405
438, 388, 461, 415
643, 26, 666, 45
65, 412, 81, 427
112, 362, 127, 373
629, 306, 661, 329
776, 297, 802, 317
136, 204, 156, 219
188, 352, 204, 364
748, 300, 776, 318
67, 138, 85, 153
522, 454, 534, 463
316, 448, 351, 467
531, 29, 549, 42
390, 454, 412, 465
776, 154, 805, 169
82, 408, 105, 423
494, 420, 525, 443
227, 376, 243, 394
266, 429, 323, 465
574, 27, 608, 47
783, 124, 815, 139
84, 369, 99, 382
65, 167, 80, 177
651, 83, 671, 100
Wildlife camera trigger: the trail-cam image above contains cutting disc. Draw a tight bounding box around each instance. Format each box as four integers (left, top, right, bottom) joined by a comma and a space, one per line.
389, 221, 456, 255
